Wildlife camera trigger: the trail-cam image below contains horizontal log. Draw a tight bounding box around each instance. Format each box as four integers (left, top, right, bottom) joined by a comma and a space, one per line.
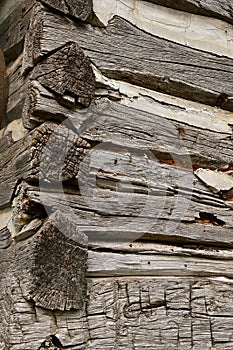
22, 80, 90, 129
22, 72, 233, 134
0, 122, 90, 207
146, 0, 233, 25
78, 101, 233, 171
17, 179, 233, 247
22, 93, 233, 170
2, 272, 233, 348
23, 4, 233, 111
87, 251, 233, 278
0, 0, 34, 63
92, 0, 233, 59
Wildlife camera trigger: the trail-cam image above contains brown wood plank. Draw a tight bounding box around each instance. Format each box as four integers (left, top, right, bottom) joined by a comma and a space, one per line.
146, 0, 233, 25
23, 4, 233, 111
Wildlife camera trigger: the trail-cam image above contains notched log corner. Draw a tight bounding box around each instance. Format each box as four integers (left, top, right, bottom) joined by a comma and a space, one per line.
0, 121, 90, 207
41, 0, 93, 21
32, 42, 95, 108
14, 210, 88, 311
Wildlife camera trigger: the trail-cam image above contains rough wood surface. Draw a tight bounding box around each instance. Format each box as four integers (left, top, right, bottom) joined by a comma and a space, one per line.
41, 0, 93, 21
6, 55, 29, 124
146, 0, 233, 25
15, 210, 88, 311
0, 122, 90, 207
2, 273, 233, 348
0, 49, 7, 127
17, 180, 233, 248
0, 0, 34, 63
33, 42, 95, 107
23, 4, 233, 111
22, 80, 89, 129
79, 101, 233, 170
2, 0, 233, 348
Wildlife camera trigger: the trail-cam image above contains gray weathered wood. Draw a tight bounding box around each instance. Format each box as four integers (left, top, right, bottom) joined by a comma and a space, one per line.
2, 271, 233, 348
14, 210, 88, 311
146, 0, 233, 25
0, 227, 12, 249
7, 42, 95, 124
6, 55, 29, 124
41, 0, 93, 21
2, 0, 233, 348
0, 0, 34, 63
23, 4, 233, 111
78, 101, 233, 171
16, 175, 233, 248
22, 80, 89, 129
32, 42, 95, 107
0, 122, 90, 207
0, 49, 7, 127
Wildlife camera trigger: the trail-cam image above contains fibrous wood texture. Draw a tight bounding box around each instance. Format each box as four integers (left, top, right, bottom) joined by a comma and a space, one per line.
22, 4, 233, 111
1, 0, 233, 349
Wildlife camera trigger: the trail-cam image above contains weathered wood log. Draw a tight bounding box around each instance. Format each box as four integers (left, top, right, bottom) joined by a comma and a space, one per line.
0, 122, 90, 207
87, 250, 233, 278
22, 74, 233, 134
14, 210, 88, 311
23, 4, 233, 111
7, 44, 95, 125
0, 0, 34, 64
16, 167, 233, 247
78, 101, 233, 171
32, 42, 95, 107
22, 80, 89, 129
2, 272, 233, 348
0, 49, 7, 127
2, 0, 233, 348
41, 0, 93, 21
6, 55, 29, 125
146, 0, 233, 26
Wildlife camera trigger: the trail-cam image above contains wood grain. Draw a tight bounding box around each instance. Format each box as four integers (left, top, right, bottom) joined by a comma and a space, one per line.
33, 42, 95, 107
14, 210, 88, 311
0, 0, 34, 63
0, 122, 90, 207
23, 4, 233, 111
41, 0, 93, 21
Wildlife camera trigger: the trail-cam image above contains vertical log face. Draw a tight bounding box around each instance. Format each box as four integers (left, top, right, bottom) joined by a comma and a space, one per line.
2, 0, 233, 348
15, 211, 88, 311
33, 42, 96, 107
